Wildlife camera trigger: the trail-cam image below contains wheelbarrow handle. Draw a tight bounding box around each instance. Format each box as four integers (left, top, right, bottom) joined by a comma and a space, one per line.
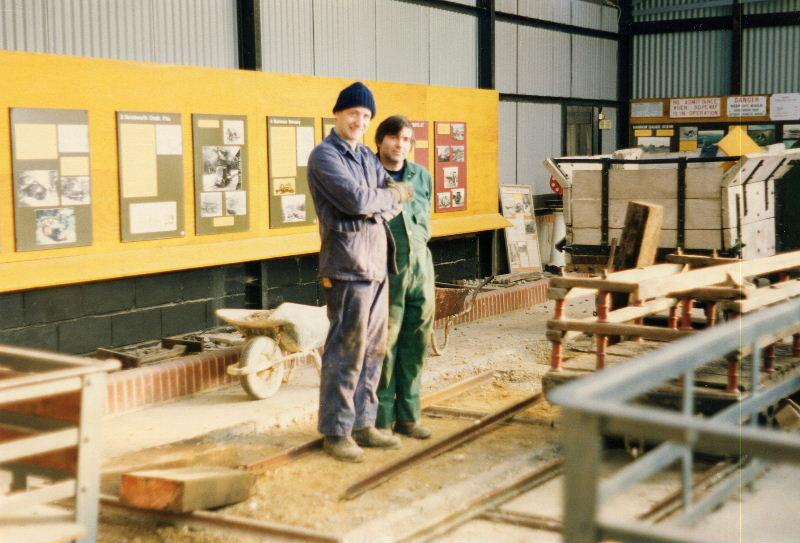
464, 275, 494, 312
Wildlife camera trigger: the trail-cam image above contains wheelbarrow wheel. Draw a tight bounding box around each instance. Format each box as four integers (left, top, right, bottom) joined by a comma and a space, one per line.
239, 336, 285, 400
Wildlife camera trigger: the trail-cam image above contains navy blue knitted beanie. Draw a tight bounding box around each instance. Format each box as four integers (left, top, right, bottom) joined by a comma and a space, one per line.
332, 82, 376, 118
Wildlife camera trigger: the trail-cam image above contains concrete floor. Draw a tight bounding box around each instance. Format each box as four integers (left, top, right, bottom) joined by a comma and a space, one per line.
95, 301, 800, 542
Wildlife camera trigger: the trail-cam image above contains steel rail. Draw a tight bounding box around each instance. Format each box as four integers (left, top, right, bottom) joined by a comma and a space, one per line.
343, 392, 544, 500
423, 404, 553, 427
101, 494, 341, 543
242, 370, 496, 473
478, 510, 562, 533
402, 459, 563, 543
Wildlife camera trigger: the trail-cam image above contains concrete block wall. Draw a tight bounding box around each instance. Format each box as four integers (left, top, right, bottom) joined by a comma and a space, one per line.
0, 265, 249, 355
0, 233, 494, 355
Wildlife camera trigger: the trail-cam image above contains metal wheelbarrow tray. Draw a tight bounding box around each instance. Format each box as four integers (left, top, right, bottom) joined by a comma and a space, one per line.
215, 303, 328, 399
431, 276, 493, 355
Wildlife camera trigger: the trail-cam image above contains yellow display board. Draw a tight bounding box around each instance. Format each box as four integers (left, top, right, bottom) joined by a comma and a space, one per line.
0, 51, 507, 293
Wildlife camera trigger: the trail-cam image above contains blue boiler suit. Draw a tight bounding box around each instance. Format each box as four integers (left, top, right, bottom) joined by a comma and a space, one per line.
307, 128, 402, 437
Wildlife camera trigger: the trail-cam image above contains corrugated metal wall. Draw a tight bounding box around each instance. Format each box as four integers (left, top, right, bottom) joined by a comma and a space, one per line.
260, 0, 314, 75
601, 107, 618, 154
0, 0, 622, 196
0, 0, 237, 68
499, 102, 517, 183
517, 26, 571, 97
312, 0, 377, 80
517, 103, 562, 195
572, 36, 618, 100
376, 0, 430, 85
633, 0, 731, 21
744, 0, 800, 14
429, 7, 478, 88
743, 25, 800, 94
497, 1, 620, 195
495, 21, 518, 94
633, 30, 731, 98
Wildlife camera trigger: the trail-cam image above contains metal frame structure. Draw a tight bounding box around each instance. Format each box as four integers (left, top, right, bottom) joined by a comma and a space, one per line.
0, 346, 119, 543
550, 297, 800, 543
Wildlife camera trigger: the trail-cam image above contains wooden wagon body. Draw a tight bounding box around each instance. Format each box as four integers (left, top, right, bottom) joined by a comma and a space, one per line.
545, 146, 800, 265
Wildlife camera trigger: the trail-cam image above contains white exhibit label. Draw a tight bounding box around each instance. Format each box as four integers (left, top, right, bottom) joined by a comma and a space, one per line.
631, 102, 664, 118
727, 96, 767, 118
770, 93, 800, 121
670, 98, 721, 118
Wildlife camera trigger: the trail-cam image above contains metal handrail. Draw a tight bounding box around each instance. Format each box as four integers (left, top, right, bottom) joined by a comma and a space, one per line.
0, 345, 120, 543
550, 297, 800, 543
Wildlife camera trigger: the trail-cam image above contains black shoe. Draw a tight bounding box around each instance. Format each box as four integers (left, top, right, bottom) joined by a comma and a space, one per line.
394, 421, 432, 439
353, 427, 401, 449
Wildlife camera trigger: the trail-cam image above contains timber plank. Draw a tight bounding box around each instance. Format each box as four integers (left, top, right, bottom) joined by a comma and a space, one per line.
120, 466, 253, 513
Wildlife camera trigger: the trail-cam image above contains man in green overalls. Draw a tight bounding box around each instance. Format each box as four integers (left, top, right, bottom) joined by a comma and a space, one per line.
374, 115, 436, 439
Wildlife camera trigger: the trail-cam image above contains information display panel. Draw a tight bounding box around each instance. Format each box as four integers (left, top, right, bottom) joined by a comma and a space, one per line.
10, 108, 93, 251
267, 116, 317, 228
117, 111, 185, 241
410, 120, 430, 171
191, 114, 249, 235
433, 121, 467, 213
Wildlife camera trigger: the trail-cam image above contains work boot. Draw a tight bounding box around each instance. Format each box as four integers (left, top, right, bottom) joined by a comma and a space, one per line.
394, 421, 432, 440
323, 436, 364, 463
353, 427, 401, 449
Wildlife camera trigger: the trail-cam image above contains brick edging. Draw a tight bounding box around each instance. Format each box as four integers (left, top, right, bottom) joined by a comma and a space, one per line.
106, 279, 551, 416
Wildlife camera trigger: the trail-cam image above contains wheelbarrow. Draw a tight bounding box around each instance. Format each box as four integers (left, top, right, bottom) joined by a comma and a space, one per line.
215, 303, 328, 400
430, 276, 494, 356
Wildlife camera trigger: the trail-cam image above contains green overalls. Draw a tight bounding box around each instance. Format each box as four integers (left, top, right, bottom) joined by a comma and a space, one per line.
376, 161, 436, 428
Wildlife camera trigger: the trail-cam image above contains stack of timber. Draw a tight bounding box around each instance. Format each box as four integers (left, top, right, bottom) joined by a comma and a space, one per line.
544, 250, 800, 407
544, 145, 800, 264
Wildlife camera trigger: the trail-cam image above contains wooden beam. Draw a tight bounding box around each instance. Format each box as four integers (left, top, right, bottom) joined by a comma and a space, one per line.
550, 263, 683, 291
120, 467, 253, 513
723, 280, 800, 314
666, 254, 742, 268
612, 201, 664, 272
547, 320, 691, 341
637, 251, 800, 300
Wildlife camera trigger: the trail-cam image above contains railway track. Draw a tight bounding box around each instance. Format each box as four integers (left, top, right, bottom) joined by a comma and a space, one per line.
97, 369, 747, 543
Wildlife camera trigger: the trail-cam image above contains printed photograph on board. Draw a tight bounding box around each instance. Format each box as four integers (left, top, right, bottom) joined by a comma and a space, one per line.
225, 191, 247, 216
697, 130, 724, 149
200, 192, 222, 217
747, 124, 776, 146
679, 126, 697, 140
273, 177, 296, 196
451, 188, 465, 207
17, 170, 59, 207
451, 145, 465, 162
59, 176, 91, 205
507, 241, 521, 268
202, 146, 242, 191
223, 120, 245, 145
451, 123, 465, 141
443, 166, 459, 188
783, 125, 800, 148
281, 194, 306, 223
438, 192, 451, 209
437, 145, 451, 162
637, 136, 671, 153
35, 207, 76, 245
784, 125, 800, 139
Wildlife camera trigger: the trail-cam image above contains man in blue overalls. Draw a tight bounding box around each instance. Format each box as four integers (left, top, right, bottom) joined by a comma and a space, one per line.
373, 116, 436, 440
308, 82, 416, 462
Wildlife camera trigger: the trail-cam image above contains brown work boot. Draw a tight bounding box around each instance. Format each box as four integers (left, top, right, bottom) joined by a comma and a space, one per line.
323, 436, 364, 463
395, 421, 432, 440
353, 427, 401, 449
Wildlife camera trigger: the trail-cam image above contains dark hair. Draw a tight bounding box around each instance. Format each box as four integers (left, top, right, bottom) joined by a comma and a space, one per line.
375, 115, 415, 147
